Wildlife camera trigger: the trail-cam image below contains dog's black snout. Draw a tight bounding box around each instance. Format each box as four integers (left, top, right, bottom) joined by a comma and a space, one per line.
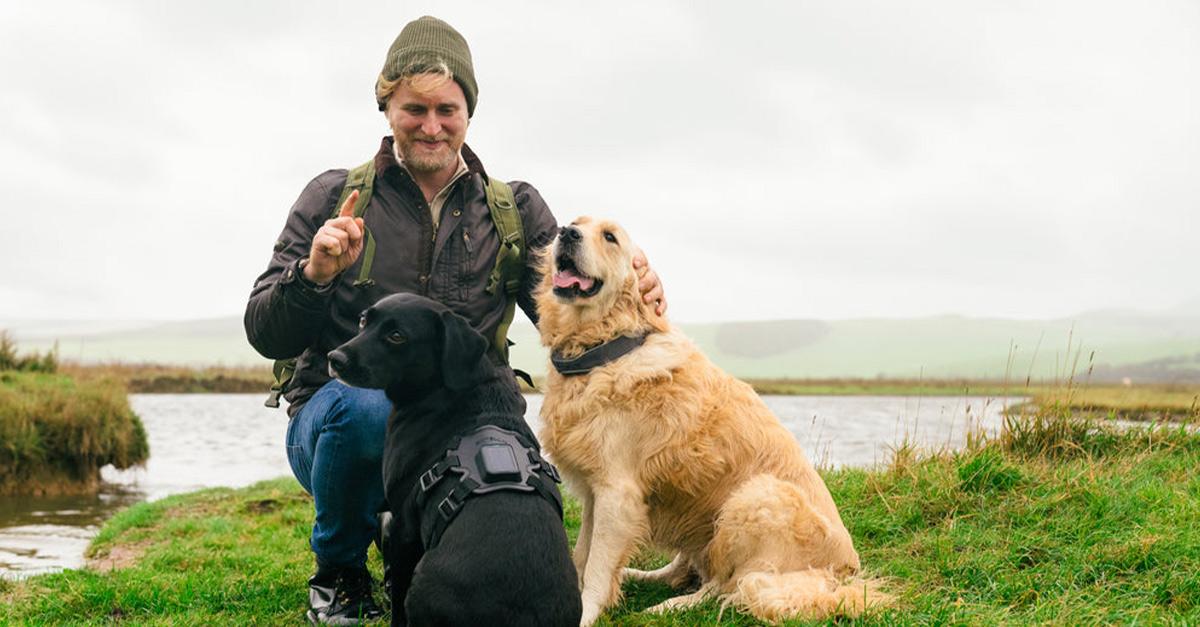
559, 225, 582, 243
327, 349, 349, 374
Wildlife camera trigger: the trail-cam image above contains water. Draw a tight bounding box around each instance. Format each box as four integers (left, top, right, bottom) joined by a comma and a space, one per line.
0, 392, 1018, 578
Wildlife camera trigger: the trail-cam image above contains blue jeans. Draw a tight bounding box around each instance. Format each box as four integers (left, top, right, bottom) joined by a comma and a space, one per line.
286, 380, 390, 570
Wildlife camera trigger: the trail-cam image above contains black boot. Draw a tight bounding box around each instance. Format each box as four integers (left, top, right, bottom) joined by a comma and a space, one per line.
306, 563, 384, 625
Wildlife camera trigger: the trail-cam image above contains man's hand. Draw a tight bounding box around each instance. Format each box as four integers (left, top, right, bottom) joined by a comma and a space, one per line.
304, 190, 365, 285
632, 250, 667, 316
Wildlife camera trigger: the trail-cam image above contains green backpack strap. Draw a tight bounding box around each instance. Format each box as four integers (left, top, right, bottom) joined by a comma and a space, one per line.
483, 176, 525, 364
265, 159, 378, 409
264, 359, 296, 408
333, 159, 378, 288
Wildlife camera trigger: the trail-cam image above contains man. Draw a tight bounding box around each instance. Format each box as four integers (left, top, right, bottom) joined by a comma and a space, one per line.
244, 16, 665, 624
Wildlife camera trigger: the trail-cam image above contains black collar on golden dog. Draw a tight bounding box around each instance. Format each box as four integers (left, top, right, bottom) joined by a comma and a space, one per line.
550, 334, 648, 376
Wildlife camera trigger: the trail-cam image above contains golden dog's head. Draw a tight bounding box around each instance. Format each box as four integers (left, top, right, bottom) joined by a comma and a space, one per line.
535, 216, 668, 356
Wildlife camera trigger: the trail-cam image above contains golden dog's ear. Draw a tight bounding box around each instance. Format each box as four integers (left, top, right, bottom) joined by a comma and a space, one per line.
439, 310, 490, 391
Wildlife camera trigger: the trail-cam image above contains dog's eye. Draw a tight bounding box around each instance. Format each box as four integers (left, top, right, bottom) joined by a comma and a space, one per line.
603, 231, 618, 244
386, 331, 407, 345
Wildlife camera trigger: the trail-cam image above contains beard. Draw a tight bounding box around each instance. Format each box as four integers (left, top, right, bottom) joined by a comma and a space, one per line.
396, 134, 459, 174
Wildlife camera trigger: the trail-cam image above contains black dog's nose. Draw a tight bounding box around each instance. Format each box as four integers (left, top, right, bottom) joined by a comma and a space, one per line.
327, 349, 349, 374
559, 225, 582, 242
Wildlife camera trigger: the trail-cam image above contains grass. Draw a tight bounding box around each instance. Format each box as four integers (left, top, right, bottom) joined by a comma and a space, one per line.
0, 333, 148, 495
743, 377, 1026, 397
59, 362, 275, 394
3, 403, 1199, 624
0, 336, 149, 496
744, 378, 1200, 423
1024, 383, 1200, 422
0, 331, 57, 373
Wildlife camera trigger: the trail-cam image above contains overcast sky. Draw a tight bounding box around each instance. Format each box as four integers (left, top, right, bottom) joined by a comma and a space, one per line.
1, 0, 1195, 324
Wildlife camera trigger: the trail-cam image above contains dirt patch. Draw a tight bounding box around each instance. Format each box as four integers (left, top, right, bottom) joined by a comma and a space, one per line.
87, 541, 151, 573
243, 498, 281, 514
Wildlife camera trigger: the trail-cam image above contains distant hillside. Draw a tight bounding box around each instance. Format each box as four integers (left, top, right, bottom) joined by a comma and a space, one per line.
6, 310, 1199, 383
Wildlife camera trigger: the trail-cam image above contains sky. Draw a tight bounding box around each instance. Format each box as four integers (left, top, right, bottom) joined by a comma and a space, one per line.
0, 0, 1196, 324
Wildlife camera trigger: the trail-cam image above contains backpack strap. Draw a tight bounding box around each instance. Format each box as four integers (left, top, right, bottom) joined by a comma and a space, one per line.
264, 358, 296, 408
268, 165, 527, 407
482, 176, 525, 364
332, 159, 378, 288
265, 160, 378, 409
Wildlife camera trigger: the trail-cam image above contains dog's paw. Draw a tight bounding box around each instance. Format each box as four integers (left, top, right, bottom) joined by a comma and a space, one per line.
645, 589, 709, 614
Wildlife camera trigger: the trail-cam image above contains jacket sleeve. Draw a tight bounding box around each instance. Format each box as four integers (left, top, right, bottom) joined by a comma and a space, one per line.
243, 171, 346, 359
510, 181, 558, 326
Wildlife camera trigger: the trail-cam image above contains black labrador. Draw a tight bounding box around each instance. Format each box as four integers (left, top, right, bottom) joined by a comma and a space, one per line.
328, 293, 581, 627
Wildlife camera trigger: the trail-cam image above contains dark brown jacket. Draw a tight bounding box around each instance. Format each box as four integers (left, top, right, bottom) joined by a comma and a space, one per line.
244, 138, 558, 416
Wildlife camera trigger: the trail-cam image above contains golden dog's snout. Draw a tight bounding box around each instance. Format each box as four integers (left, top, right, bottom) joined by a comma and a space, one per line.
558, 225, 583, 244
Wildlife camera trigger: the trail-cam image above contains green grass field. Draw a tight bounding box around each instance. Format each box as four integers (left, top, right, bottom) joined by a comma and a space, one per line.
3, 405, 1198, 624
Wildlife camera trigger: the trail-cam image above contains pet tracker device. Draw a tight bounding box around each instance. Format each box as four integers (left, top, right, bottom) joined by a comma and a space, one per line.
413, 425, 564, 548
478, 443, 522, 483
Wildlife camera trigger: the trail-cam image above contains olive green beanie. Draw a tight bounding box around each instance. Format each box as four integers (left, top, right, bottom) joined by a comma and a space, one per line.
377, 16, 478, 117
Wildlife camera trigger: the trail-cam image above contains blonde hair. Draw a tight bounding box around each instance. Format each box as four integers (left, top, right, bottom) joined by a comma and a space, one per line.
376, 60, 454, 110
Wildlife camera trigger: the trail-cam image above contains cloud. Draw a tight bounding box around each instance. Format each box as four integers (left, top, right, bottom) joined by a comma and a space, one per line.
0, 0, 1196, 322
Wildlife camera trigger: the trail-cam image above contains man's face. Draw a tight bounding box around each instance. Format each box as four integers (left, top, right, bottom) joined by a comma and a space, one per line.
385, 77, 469, 176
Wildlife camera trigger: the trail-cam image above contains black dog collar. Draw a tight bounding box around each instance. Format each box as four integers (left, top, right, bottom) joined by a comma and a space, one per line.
551, 334, 648, 376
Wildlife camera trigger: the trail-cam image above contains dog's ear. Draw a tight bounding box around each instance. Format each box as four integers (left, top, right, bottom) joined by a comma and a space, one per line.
439, 309, 490, 391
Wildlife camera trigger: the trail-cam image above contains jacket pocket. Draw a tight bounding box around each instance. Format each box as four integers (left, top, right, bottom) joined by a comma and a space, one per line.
458, 227, 475, 302
434, 225, 473, 307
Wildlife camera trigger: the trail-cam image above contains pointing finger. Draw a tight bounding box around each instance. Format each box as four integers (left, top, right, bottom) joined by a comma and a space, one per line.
337, 190, 360, 219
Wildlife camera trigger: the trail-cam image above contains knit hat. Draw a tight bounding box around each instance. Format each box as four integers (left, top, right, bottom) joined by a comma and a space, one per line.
377, 16, 478, 117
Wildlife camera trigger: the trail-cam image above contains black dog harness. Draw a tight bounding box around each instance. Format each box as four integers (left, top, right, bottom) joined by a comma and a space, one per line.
414, 425, 563, 548
550, 334, 648, 376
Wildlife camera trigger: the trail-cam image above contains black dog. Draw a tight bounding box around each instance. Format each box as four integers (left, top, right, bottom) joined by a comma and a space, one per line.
328, 293, 581, 627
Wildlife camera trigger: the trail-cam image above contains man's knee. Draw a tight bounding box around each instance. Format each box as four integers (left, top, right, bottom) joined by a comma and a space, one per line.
323, 383, 390, 461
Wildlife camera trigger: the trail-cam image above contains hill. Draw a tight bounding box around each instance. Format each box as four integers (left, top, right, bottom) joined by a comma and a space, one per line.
6, 309, 1199, 383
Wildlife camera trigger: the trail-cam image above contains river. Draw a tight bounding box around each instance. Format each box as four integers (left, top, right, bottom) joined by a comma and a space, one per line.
0, 392, 1018, 578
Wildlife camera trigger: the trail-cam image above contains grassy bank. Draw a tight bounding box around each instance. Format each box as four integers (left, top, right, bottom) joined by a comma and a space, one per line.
0, 334, 149, 496
747, 378, 1200, 423
0, 371, 149, 496
743, 377, 1025, 397
60, 363, 275, 394
3, 407, 1198, 624
1023, 383, 1200, 422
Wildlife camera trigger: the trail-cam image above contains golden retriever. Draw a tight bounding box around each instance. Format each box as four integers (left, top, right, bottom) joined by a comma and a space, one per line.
534, 217, 886, 625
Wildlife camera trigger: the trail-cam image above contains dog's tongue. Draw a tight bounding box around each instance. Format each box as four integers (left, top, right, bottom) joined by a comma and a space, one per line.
553, 269, 594, 291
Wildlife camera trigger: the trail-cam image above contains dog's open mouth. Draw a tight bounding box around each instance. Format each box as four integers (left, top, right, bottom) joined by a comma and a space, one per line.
553, 254, 603, 299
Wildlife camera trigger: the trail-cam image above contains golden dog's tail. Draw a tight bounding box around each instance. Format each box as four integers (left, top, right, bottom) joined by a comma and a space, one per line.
709, 473, 892, 622
724, 570, 889, 623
